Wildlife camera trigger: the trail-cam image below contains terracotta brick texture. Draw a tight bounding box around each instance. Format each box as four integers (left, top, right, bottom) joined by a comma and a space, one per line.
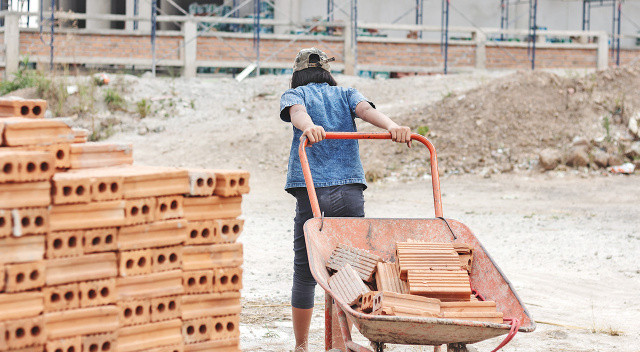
46, 253, 118, 286
155, 195, 184, 221
151, 246, 182, 273
215, 219, 243, 244
44, 306, 119, 339
12, 207, 49, 237
185, 221, 217, 245
0, 235, 45, 263
0, 291, 43, 321
43, 283, 81, 312
183, 270, 214, 294
182, 243, 243, 271
0, 98, 46, 118
211, 315, 240, 341
118, 249, 153, 277
69, 143, 133, 169
182, 196, 242, 221
150, 295, 181, 323
181, 292, 241, 320
81, 332, 117, 352
326, 243, 383, 283
78, 279, 117, 308
1, 117, 74, 146
183, 338, 239, 352
46, 231, 83, 259
51, 173, 92, 204
46, 336, 81, 352
49, 201, 125, 231
186, 169, 216, 197
0, 181, 51, 208
211, 170, 250, 197
4, 261, 46, 292
182, 317, 213, 344
83, 228, 118, 254
118, 299, 151, 326
118, 220, 187, 251
117, 270, 184, 300
4, 316, 46, 349
117, 320, 182, 352
328, 263, 370, 306
0, 209, 11, 238
124, 198, 157, 226
213, 267, 243, 293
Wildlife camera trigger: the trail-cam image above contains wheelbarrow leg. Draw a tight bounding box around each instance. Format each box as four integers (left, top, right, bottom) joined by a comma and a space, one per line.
335, 307, 376, 352
447, 343, 469, 352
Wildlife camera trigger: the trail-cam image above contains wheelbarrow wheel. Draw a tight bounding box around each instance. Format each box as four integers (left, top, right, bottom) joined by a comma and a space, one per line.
371, 342, 385, 352
446, 343, 478, 352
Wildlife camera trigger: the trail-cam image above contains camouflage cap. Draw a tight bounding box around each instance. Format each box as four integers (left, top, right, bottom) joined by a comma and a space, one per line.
293, 47, 335, 73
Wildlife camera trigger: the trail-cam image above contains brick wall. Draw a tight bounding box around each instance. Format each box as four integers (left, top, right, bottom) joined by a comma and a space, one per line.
613, 49, 640, 66
485, 46, 598, 69
357, 41, 475, 68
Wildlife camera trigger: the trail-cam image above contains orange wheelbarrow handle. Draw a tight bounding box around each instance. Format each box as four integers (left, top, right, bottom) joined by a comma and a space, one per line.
298, 132, 444, 218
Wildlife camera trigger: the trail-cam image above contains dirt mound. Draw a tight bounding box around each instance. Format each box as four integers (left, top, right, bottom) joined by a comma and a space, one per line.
362, 64, 640, 178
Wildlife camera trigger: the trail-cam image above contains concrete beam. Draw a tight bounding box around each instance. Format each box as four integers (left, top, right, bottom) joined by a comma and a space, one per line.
4, 13, 20, 78
596, 33, 609, 70
183, 19, 197, 78
86, 1, 112, 30
473, 31, 486, 70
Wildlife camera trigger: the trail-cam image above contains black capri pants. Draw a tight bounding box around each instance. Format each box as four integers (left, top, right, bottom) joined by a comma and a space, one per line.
291, 183, 365, 309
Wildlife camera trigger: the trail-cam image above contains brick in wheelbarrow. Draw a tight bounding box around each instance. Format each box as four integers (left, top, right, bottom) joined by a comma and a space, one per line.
182, 196, 242, 222
406, 269, 472, 301
1, 117, 74, 146
328, 263, 370, 306
210, 170, 250, 197
181, 292, 241, 320
117, 319, 182, 352
118, 219, 187, 250
69, 142, 133, 169
453, 242, 473, 272
0, 291, 43, 321
182, 243, 243, 271
0, 98, 46, 118
326, 243, 383, 283
375, 262, 409, 294
369, 291, 441, 317
396, 242, 463, 280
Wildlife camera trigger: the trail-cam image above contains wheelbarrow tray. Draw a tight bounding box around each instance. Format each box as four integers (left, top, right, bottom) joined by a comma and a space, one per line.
304, 217, 536, 346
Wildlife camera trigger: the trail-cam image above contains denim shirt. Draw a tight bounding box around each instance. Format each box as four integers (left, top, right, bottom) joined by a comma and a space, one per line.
280, 82, 370, 192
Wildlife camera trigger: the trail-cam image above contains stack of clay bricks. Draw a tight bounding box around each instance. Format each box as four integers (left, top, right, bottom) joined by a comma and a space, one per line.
0, 98, 248, 352
326, 242, 503, 324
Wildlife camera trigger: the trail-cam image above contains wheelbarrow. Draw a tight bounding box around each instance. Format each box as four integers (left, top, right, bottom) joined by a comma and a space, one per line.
298, 132, 535, 352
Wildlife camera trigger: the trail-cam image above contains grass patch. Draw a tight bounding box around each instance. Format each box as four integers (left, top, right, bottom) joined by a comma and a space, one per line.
136, 99, 152, 118
104, 88, 125, 110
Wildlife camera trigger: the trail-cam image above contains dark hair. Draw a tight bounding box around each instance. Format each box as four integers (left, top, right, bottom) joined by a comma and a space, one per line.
290, 54, 337, 89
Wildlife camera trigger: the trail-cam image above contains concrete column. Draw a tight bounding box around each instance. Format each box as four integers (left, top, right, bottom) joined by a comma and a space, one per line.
183, 19, 197, 78
343, 20, 356, 75
274, 0, 301, 35
596, 32, 609, 70
473, 30, 486, 70
126, 0, 152, 31
86, 1, 111, 30
4, 13, 20, 78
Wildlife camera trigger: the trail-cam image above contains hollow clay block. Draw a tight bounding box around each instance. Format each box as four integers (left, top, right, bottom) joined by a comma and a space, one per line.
326, 243, 383, 283
328, 263, 370, 306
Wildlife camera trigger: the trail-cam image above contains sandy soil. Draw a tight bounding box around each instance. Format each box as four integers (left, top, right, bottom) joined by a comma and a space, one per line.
98, 72, 640, 351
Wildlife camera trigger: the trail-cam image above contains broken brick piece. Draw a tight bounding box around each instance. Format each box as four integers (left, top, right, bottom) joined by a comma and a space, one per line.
183, 270, 214, 294
46, 336, 81, 352
4, 261, 46, 292
43, 283, 80, 312
124, 198, 156, 226
117, 320, 182, 352
12, 207, 49, 237
376, 262, 409, 294
78, 279, 116, 308
182, 196, 242, 221
1, 117, 74, 146
0, 209, 12, 238
326, 243, 383, 283
0, 235, 44, 263
152, 246, 182, 272
0, 181, 51, 208
211, 170, 250, 197
212, 267, 243, 293
181, 292, 241, 320
50, 200, 125, 231
51, 173, 92, 204
155, 196, 184, 221
44, 306, 119, 339
83, 228, 118, 254
118, 249, 153, 277
185, 221, 217, 245
182, 243, 243, 271
4, 316, 46, 349
118, 299, 151, 326
46, 252, 117, 286
215, 219, 243, 244
81, 332, 117, 352
118, 220, 187, 251
0, 291, 43, 321
210, 315, 239, 341
69, 142, 133, 169
182, 317, 213, 344
406, 269, 472, 301
46, 231, 83, 259
0, 98, 46, 118
328, 264, 370, 306
183, 338, 238, 352
117, 270, 183, 300
151, 296, 181, 323
370, 291, 441, 317
185, 169, 216, 196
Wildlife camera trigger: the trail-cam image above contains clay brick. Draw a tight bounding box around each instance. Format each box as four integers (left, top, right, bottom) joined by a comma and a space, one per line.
210, 315, 239, 341
214, 219, 243, 244
211, 170, 250, 197
4, 316, 46, 349
0, 322, 6, 351
69, 143, 133, 169
183, 270, 214, 294
440, 311, 504, 324
15, 143, 72, 170
46, 253, 117, 286
118, 299, 151, 326
147, 344, 184, 352
4, 261, 46, 292
151, 296, 181, 322
46, 231, 83, 259
406, 269, 472, 301
396, 242, 463, 280
183, 339, 238, 352
12, 207, 49, 237
454, 243, 474, 272
72, 128, 89, 144
0, 209, 12, 238
0, 150, 54, 182
181, 292, 240, 320
117, 320, 182, 352
104, 166, 189, 199
51, 173, 92, 204
185, 169, 216, 196
182, 196, 242, 221
212, 267, 242, 293
182, 318, 213, 344
6, 346, 44, 352
375, 262, 409, 294
0, 291, 43, 320
369, 291, 441, 317
46, 336, 81, 352
152, 246, 182, 272
81, 332, 117, 352
66, 169, 124, 202
50, 201, 125, 231
185, 221, 216, 245
124, 198, 156, 225
328, 264, 370, 306
0, 181, 51, 208
182, 243, 243, 271
0, 98, 46, 118
83, 228, 117, 254
1, 117, 74, 146
44, 306, 119, 340
117, 270, 183, 300
43, 283, 80, 312
119, 249, 152, 277
78, 279, 116, 308
326, 244, 383, 283
0, 235, 44, 263
155, 196, 183, 221
118, 220, 187, 250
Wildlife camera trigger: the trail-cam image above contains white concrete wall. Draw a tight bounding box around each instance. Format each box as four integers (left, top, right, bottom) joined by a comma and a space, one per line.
126, 0, 152, 31
86, 1, 112, 30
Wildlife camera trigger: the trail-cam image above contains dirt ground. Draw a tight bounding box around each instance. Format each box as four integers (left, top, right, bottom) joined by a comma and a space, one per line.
88, 70, 640, 351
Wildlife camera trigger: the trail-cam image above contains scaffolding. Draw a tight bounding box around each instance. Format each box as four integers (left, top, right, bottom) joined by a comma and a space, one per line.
582, 0, 622, 65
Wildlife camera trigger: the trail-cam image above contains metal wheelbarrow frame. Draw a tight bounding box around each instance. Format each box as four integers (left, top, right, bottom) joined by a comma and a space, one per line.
298, 132, 535, 352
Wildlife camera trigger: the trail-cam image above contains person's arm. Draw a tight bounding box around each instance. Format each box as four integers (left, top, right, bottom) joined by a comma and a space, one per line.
355, 101, 412, 145
290, 104, 326, 145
